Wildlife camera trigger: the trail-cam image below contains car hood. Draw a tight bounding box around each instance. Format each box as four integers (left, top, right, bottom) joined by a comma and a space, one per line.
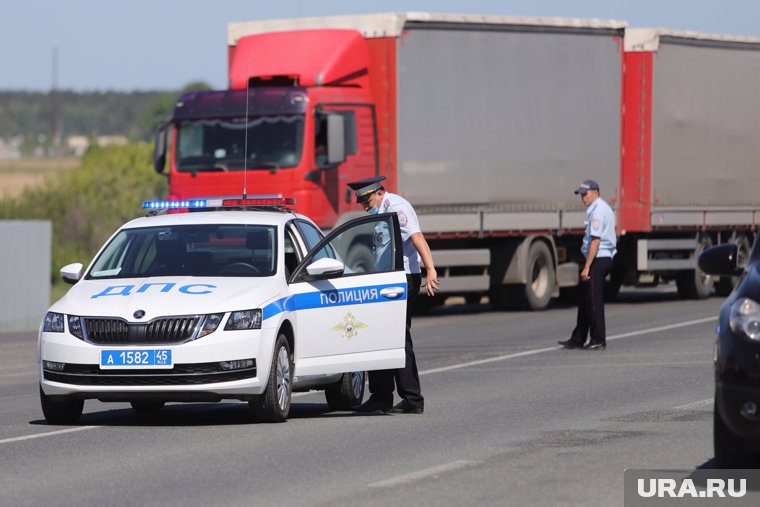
49, 277, 282, 320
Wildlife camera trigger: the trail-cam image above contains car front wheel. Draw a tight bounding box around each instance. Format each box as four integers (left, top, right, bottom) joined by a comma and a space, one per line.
714, 396, 754, 468
251, 334, 293, 422
40, 386, 83, 424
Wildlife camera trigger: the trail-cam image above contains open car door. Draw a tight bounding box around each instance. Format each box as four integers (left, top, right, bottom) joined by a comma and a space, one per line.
289, 213, 407, 376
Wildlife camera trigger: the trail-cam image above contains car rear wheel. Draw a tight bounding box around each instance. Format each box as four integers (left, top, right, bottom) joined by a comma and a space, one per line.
40, 386, 83, 424
325, 371, 365, 411
251, 333, 292, 422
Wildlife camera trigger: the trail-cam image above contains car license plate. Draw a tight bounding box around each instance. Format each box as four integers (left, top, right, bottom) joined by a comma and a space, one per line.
100, 349, 173, 369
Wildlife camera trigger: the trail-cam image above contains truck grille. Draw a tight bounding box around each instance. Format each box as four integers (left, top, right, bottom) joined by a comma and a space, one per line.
84, 316, 200, 344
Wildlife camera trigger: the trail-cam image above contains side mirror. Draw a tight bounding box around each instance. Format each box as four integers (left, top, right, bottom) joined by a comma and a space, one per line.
698, 244, 742, 277
60, 263, 84, 285
326, 114, 346, 165
305, 257, 345, 280
153, 122, 168, 174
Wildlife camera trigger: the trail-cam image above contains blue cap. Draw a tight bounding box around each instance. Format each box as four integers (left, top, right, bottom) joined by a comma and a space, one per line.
574, 180, 600, 195
347, 176, 387, 203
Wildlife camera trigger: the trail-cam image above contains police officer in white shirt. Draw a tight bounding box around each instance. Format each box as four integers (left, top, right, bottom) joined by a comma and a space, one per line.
347, 176, 439, 414
559, 180, 617, 351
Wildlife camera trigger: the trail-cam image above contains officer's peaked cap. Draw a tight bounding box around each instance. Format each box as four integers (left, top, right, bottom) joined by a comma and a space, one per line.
347, 176, 386, 203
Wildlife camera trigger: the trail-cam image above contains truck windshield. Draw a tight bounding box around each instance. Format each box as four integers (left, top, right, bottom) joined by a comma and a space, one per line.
176, 114, 304, 172
87, 224, 278, 279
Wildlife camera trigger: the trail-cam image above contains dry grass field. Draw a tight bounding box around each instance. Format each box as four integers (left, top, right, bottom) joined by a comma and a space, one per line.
0, 158, 79, 198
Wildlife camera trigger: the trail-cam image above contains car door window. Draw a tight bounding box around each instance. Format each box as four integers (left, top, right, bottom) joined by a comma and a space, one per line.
290, 213, 401, 283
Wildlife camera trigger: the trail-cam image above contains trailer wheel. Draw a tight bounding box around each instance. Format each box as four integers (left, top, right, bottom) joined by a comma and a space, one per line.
676, 237, 713, 299
509, 241, 555, 311
715, 235, 750, 297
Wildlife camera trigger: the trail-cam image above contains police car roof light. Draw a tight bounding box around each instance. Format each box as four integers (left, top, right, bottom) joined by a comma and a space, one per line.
222, 197, 296, 207
142, 199, 207, 210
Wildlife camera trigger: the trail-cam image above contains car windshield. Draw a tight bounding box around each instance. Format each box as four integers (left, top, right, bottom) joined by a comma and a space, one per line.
87, 224, 277, 279
176, 114, 304, 172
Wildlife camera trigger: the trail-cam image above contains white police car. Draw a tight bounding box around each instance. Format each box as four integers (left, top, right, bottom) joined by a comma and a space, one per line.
39, 197, 407, 423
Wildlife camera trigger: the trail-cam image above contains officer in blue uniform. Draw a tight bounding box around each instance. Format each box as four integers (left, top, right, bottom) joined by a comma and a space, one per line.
559, 180, 617, 351
347, 176, 439, 414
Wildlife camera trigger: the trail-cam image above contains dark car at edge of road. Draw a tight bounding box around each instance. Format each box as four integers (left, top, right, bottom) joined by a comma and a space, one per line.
699, 239, 760, 467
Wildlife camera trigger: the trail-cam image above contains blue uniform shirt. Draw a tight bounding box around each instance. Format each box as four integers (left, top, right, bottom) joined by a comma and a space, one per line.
581, 197, 616, 258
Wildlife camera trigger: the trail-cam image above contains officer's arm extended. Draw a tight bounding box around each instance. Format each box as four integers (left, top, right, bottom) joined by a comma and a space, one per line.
411, 232, 439, 296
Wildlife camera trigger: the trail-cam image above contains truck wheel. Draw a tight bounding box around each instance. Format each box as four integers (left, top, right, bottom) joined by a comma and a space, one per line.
676, 237, 713, 299
251, 334, 292, 423
346, 244, 373, 273
40, 386, 83, 424
509, 241, 555, 311
715, 235, 750, 297
325, 371, 366, 411
714, 398, 753, 468
130, 401, 165, 413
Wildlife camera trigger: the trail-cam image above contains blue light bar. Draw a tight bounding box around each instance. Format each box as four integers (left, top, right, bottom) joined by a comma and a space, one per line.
141, 200, 207, 210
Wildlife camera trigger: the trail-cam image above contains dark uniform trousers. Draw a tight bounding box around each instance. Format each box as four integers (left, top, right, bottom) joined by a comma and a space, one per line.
366, 273, 424, 409
570, 257, 614, 347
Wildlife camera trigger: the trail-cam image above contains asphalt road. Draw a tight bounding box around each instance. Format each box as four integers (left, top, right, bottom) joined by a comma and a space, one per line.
0, 288, 725, 506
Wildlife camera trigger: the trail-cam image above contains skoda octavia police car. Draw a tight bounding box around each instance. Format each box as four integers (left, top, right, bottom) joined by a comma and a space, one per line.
39, 197, 407, 423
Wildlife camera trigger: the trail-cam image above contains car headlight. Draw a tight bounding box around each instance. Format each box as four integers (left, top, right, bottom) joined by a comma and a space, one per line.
198, 313, 224, 338
729, 298, 760, 340
43, 312, 65, 333
225, 309, 262, 331
68, 315, 83, 339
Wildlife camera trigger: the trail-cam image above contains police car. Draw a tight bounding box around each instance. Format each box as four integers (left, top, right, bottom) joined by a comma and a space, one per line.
39, 197, 407, 423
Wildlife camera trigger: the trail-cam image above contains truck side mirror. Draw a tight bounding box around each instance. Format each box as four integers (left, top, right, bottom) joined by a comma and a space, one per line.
153, 123, 168, 174
327, 114, 346, 165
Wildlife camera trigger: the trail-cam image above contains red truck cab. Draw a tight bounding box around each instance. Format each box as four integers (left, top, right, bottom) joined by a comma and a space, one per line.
154, 29, 391, 229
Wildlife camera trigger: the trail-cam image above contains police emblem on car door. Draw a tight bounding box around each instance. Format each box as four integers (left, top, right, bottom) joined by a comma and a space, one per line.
288, 213, 407, 376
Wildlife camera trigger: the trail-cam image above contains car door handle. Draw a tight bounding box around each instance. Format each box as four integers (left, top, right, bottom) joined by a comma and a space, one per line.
380, 287, 405, 299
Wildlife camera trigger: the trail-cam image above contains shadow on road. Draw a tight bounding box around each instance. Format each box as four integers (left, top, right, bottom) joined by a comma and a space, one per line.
28, 401, 375, 427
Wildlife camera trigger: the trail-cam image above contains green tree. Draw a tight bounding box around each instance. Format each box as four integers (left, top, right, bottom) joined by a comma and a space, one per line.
0, 143, 168, 294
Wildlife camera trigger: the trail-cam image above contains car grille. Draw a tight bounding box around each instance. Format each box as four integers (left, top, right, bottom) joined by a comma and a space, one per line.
84, 316, 200, 344
43, 361, 256, 386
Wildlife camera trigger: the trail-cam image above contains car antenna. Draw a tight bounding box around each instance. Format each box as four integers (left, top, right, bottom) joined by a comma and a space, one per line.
242, 61, 250, 199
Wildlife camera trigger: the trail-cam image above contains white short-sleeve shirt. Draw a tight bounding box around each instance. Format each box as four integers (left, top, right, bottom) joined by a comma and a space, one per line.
375, 192, 421, 274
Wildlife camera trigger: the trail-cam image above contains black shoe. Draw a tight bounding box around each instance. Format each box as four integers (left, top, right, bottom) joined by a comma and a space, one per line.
354, 398, 392, 413
585, 343, 606, 351
388, 401, 424, 414
558, 339, 584, 349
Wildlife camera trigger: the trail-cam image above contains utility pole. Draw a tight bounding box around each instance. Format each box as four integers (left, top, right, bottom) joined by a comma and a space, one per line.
50, 46, 61, 155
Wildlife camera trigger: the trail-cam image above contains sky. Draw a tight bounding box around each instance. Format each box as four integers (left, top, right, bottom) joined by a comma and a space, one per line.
2, 0, 759, 92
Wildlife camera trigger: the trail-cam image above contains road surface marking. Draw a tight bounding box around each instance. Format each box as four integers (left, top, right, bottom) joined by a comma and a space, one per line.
369, 460, 481, 488
673, 398, 712, 411
420, 316, 716, 376
0, 426, 97, 445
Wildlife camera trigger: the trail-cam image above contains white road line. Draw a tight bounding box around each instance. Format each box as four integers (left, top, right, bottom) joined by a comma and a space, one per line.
368, 460, 481, 488
419, 316, 716, 376
673, 398, 712, 411
0, 426, 98, 445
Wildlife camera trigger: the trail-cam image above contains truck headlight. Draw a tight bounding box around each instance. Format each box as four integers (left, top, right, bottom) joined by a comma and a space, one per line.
43, 312, 65, 333
729, 298, 760, 340
225, 309, 262, 330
